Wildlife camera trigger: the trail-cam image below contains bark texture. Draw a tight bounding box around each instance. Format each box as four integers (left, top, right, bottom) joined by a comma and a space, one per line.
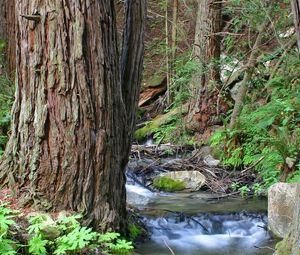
187, 0, 226, 133
292, 0, 300, 55
120, 0, 147, 165
0, 0, 146, 231
0, 0, 16, 78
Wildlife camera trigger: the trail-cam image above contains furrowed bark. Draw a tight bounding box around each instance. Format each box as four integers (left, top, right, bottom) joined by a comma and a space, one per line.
120, 0, 147, 161
0, 0, 16, 78
291, 0, 300, 55
0, 0, 146, 231
187, 0, 225, 133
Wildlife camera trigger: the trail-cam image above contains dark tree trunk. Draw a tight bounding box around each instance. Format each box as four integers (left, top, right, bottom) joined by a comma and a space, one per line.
0, 0, 146, 232
187, 0, 226, 134
0, 0, 16, 78
120, 0, 147, 161
292, 0, 300, 55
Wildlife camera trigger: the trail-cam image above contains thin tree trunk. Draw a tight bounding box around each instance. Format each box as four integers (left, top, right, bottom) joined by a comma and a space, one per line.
229, 22, 268, 128
171, 0, 178, 62
0, 0, 146, 232
165, 0, 171, 104
291, 0, 300, 55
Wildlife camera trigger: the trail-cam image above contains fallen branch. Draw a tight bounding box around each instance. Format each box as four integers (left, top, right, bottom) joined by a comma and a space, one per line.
163, 239, 175, 255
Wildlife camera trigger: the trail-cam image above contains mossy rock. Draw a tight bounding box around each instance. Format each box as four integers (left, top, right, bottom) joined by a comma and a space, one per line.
141, 75, 165, 90
153, 176, 186, 192
275, 232, 300, 255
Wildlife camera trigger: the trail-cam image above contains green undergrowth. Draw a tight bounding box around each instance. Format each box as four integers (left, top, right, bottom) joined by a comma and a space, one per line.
153, 176, 186, 192
0, 202, 134, 255
210, 51, 300, 193
134, 104, 189, 143
0, 39, 14, 156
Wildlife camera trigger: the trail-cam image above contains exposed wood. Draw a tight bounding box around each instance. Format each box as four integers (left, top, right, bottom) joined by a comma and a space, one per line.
139, 84, 167, 107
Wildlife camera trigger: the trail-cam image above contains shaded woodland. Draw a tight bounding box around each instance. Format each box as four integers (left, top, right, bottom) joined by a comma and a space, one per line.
0, 0, 300, 254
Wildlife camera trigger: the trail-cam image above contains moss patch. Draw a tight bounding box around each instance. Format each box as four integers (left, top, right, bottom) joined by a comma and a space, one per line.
128, 223, 141, 240
275, 232, 300, 255
153, 176, 186, 192
134, 104, 188, 141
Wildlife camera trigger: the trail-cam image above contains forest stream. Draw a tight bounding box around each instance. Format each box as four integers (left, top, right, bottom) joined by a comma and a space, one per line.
126, 149, 277, 255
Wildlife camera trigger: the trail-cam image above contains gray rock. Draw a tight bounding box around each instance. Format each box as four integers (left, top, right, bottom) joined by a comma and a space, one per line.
126, 184, 154, 206
203, 155, 220, 167
268, 182, 297, 238
159, 171, 206, 191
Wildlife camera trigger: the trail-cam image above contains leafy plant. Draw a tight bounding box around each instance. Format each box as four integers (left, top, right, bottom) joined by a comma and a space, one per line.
0, 203, 19, 255
27, 214, 50, 235
28, 235, 49, 255
252, 183, 264, 197
99, 232, 134, 255
54, 226, 97, 254
231, 182, 240, 191
238, 185, 250, 198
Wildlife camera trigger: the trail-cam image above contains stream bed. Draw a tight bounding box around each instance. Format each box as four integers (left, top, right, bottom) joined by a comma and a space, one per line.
126, 183, 276, 255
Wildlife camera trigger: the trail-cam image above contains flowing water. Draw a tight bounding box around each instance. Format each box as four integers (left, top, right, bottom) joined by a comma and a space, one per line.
126, 182, 276, 255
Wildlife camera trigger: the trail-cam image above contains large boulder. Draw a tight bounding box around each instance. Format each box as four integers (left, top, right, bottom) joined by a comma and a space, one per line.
158, 171, 206, 191
268, 182, 297, 238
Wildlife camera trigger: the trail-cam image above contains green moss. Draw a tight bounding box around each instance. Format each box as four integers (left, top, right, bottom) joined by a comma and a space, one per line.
148, 75, 165, 87
275, 232, 300, 255
276, 239, 292, 255
153, 176, 186, 192
134, 105, 188, 141
135, 120, 160, 141
128, 223, 141, 240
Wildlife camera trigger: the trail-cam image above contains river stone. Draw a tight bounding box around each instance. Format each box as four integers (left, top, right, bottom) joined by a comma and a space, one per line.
268, 182, 297, 238
126, 184, 154, 206
203, 155, 220, 167
159, 171, 206, 191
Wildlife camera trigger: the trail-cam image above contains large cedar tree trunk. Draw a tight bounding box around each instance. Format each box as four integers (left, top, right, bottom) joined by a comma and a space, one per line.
187, 0, 227, 134
0, 0, 146, 231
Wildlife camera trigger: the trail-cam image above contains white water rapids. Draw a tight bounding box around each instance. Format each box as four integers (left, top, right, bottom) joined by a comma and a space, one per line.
126, 182, 275, 255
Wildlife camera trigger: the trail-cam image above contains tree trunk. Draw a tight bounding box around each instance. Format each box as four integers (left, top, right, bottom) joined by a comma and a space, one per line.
187, 0, 225, 133
120, 0, 147, 166
171, 0, 178, 63
291, 0, 300, 55
0, 0, 16, 78
0, 0, 146, 232
229, 22, 268, 128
